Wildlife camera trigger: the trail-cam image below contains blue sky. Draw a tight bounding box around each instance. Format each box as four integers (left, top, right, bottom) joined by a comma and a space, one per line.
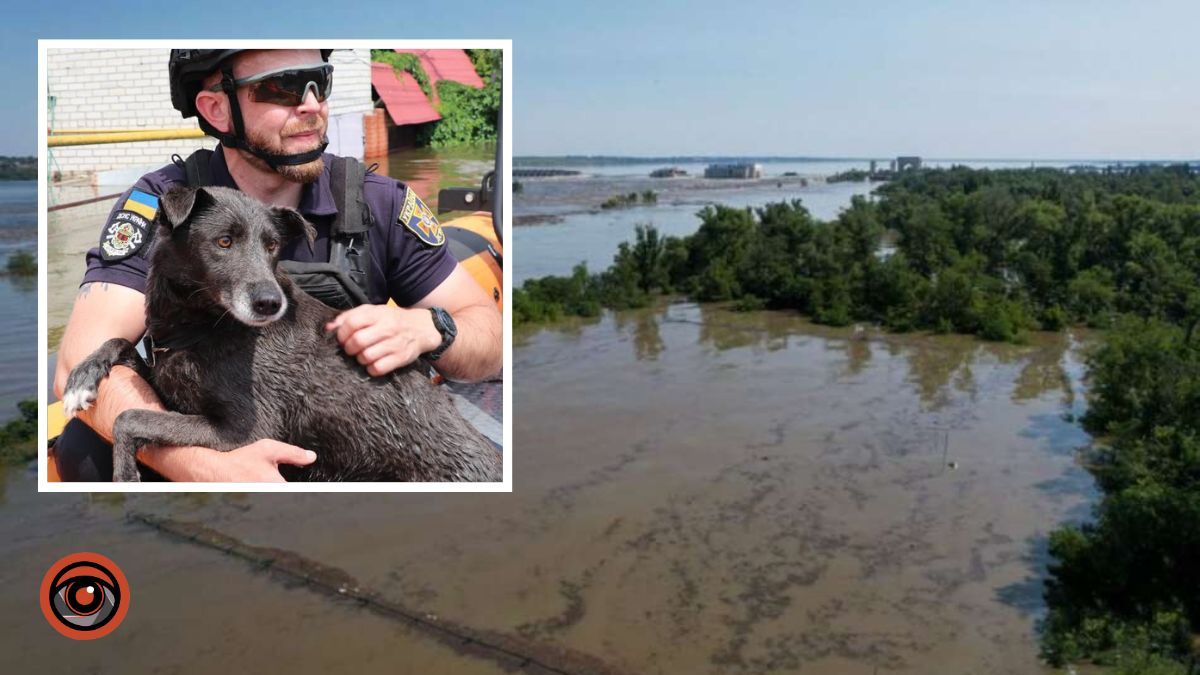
8, 0, 1200, 159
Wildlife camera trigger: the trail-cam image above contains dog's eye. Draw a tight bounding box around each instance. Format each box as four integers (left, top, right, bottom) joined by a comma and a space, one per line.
266, 241, 278, 253
216, 236, 233, 249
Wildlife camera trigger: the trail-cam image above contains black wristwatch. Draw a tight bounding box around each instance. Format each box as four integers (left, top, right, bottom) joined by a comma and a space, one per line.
426, 307, 457, 361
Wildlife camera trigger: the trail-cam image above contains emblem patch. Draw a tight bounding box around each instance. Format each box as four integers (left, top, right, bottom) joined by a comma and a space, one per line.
399, 190, 445, 247
100, 210, 151, 261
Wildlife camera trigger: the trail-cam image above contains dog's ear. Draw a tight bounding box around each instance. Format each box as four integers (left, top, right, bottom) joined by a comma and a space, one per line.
160, 186, 210, 229
271, 206, 317, 254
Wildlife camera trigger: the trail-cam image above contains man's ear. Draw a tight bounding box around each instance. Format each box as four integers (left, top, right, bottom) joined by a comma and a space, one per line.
271, 206, 317, 254
194, 87, 232, 134
160, 186, 209, 228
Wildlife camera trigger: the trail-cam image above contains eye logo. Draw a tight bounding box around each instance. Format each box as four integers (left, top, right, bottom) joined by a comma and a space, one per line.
39, 553, 129, 640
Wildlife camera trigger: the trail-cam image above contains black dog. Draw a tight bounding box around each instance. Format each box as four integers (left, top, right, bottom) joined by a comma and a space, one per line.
63, 186, 502, 482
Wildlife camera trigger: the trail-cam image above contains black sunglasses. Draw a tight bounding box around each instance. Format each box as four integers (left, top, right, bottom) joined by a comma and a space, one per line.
209, 63, 334, 107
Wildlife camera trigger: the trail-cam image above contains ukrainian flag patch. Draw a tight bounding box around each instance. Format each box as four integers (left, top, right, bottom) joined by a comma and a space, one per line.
399, 190, 445, 247
123, 190, 159, 220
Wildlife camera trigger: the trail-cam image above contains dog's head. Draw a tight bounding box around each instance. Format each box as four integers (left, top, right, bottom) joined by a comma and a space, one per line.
156, 185, 317, 327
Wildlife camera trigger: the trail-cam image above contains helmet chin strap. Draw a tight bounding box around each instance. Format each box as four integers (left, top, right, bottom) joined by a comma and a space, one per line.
214, 62, 328, 170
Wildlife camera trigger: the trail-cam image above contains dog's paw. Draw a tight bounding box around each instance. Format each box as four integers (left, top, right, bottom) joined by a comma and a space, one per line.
62, 384, 98, 417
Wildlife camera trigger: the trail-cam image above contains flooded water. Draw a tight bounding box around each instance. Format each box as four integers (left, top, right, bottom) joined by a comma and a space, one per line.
11, 156, 1107, 671
0, 180, 37, 423
4, 304, 1096, 673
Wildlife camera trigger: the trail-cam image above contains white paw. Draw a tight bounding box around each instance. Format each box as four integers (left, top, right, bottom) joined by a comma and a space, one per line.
62, 386, 96, 417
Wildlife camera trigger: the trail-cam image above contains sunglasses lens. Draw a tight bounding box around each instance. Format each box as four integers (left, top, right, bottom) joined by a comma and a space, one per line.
248, 68, 332, 106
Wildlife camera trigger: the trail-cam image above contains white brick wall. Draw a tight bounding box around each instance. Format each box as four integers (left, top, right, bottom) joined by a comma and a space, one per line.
47, 48, 372, 180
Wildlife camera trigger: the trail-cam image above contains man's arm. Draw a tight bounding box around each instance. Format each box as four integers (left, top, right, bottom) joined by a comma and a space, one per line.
54, 283, 314, 481
413, 263, 502, 380
328, 262, 503, 382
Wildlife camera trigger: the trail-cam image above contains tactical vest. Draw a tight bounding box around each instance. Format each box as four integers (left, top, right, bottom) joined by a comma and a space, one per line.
179, 149, 371, 310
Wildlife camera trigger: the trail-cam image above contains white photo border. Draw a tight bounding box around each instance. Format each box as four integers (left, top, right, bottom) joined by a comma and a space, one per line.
37, 38, 513, 493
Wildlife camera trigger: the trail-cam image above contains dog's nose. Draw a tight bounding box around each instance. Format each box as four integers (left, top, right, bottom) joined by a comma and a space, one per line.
252, 295, 282, 316
250, 286, 283, 316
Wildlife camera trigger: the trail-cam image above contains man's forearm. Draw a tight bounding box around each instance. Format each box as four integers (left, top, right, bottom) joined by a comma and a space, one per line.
436, 304, 502, 382
75, 365, 162, 444
74, 364, 219, 481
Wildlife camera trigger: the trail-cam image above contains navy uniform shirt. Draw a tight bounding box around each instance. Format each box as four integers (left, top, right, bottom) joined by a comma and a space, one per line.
83, 148, 456, 307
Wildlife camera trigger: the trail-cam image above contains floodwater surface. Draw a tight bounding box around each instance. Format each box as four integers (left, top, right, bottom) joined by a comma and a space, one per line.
4, 303, 1095, 674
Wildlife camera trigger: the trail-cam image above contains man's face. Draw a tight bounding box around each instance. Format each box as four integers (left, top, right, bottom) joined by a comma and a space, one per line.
231, 49, 330, 183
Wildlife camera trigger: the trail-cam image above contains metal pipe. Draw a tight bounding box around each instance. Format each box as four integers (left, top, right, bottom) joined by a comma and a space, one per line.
50, 128, 169, 134
48, 128, 206, 147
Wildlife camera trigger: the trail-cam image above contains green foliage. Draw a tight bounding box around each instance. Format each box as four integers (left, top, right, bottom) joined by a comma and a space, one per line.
1039, 304, 1070, 331
601, 191, 657, 209
0, 400, 37, 466
732, 295, 766, 312
601, 193, 638, 209
5, 250, 35, 276
827, 169, 869, 183
1042, 316, 1200, 670
1069, 267, 1117, 326
974, 294, 1034, 342
465, 49, 503, 82
0, 156, 35, 180
422, 51, 502, 148
423, 79, 500, 148
513, 264, 601, 325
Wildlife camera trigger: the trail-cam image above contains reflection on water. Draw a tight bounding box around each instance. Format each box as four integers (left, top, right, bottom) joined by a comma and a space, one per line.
5, 304, 1096, 673
377, 144, 495, 214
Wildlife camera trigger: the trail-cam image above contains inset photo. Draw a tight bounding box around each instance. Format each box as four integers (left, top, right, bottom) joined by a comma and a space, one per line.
39, 41, 510, 490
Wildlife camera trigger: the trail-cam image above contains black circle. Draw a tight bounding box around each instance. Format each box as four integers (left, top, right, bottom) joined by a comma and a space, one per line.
63, 577, 104, 615
48, 561, 122, 632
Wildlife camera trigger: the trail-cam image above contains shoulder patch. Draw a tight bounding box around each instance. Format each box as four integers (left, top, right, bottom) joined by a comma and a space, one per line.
399, 190, 445, 247
100, 199, 154, 261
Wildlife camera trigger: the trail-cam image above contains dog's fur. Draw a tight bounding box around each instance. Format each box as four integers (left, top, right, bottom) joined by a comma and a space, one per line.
64, 185, 502, 482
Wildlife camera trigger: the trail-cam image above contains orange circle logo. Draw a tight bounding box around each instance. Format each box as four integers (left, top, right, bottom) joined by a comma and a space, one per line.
39, 552, 130, 640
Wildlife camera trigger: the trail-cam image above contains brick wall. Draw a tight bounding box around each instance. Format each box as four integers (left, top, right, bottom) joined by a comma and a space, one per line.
47, 48, 372, 181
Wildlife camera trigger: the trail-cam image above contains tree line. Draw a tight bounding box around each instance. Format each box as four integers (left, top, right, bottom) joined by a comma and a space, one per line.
0, 156, 35, 180
514, 165, 1200, 672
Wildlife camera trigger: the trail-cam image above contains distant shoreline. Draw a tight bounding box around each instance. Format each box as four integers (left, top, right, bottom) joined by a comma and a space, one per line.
0, 158, 36, 181
515, 154, 1200, 166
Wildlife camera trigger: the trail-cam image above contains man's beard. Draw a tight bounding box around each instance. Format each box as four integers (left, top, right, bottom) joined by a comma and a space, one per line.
242, 121, 327, 184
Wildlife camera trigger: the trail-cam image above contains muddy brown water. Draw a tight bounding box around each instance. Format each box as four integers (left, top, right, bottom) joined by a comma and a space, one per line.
6, 302, 1095, 673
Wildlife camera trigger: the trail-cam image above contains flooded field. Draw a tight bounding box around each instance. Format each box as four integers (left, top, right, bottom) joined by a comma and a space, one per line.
5, 304, 1096, 673
0, 180, 36, 422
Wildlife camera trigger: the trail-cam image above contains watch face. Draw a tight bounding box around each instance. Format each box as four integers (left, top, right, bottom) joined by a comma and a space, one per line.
435, 308, 457, 337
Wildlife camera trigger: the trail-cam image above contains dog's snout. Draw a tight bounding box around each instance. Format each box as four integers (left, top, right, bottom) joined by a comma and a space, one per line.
250, 283, 284, 317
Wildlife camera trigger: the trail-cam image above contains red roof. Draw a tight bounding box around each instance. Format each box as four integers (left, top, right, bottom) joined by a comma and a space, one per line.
371, 62, 440, 126
393, 49, 485, 93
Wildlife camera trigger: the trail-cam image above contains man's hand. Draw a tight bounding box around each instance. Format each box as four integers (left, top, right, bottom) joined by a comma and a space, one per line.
139, 439, 317, 482
325, 304, 440, 377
